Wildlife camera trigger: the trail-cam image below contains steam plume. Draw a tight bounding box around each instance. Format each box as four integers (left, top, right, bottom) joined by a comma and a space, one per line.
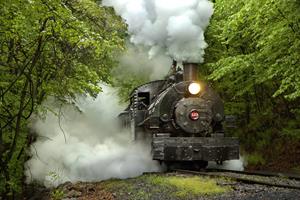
113, 44, 171, 81
208, 157, 245, 171
25, 85, 160, 187
102, 0, 214, 63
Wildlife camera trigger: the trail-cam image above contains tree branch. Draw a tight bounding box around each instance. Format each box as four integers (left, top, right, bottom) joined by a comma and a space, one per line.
0, 17, 51, 100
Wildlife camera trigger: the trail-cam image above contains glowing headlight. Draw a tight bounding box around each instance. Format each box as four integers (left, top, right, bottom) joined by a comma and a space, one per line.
188, 82, 201, 95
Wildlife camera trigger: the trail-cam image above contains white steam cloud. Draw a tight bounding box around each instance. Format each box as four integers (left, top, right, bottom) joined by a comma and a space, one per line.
208, 157, 245, 171
113, 44, 171, 80
103, 0, 214, 63
25, 85, 160, 187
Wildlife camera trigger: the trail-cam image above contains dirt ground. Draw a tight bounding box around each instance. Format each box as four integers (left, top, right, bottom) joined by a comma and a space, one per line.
24, 173, 300, 200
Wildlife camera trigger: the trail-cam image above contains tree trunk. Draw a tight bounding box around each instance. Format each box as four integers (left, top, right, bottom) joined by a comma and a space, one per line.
244, 93, 251, 125
5, 80, 29, 199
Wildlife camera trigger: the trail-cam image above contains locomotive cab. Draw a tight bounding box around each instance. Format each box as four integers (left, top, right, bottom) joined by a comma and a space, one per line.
119, 62, 239, 168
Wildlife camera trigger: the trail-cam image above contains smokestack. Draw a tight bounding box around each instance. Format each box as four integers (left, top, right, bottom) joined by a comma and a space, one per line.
183, 63, 199, 81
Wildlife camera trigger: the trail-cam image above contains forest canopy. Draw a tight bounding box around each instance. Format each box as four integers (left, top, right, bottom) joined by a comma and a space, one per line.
0, 0, 125, 198
204, 0, 300, 167
206, 0, 300, 100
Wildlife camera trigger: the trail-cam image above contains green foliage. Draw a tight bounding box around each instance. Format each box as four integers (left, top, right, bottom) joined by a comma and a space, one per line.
51, 188, 65, 200
281, 119, 300, 140
203, 0, 300, 164
245, 153, 266, 166
148, 175, 231, 198
203, 0, 300, 167
206, 0, 298, 94
113, 77, 147, 102
207, 0, 300, 98
101, 174, 231, 200
0, 0, 125, 197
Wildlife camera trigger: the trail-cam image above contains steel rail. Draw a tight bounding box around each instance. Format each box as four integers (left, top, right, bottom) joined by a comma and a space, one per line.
206, 168, 300, 181
175, 169, 300, 190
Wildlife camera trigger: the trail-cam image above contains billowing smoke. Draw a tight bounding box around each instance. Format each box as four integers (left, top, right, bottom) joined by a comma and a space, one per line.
208, 157, 245, 171
25, 85, 161, 187
102, 0, 214, 63
113, 44, 171, 81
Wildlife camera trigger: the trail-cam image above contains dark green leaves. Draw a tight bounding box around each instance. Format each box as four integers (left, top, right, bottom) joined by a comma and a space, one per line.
0, 0, 125, 196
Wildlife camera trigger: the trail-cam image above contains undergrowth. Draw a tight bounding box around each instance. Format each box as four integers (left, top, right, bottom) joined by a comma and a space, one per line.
147, 175, 231, 198
101, 174, 232, 199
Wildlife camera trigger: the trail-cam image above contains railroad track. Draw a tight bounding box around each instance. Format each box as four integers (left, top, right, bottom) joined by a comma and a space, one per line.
174, 169, 300, 190
207, 168, 300, 180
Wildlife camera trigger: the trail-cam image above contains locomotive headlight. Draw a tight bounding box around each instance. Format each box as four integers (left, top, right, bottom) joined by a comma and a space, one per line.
188, 82, 201, 95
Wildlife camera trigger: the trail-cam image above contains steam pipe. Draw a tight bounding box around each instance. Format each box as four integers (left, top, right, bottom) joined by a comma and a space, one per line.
183, 62, 199, 81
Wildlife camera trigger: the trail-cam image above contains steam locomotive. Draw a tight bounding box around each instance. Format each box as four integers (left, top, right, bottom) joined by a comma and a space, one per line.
119, 62, 239, 168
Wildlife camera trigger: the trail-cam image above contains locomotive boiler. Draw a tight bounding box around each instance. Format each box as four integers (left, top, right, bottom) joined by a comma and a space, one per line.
119, 62, 239, 168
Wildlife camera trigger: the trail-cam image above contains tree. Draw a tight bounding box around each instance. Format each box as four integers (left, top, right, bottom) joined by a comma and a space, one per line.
204, 0, 300, 167
0, 0, 125, 198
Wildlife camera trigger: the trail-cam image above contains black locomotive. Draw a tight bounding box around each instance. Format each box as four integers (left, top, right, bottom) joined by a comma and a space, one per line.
119, 62, 239, 168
